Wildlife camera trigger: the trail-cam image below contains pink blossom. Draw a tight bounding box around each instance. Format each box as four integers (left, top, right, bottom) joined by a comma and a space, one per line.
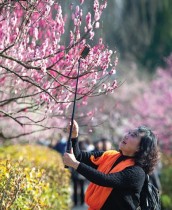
95, 22, 100, 28
94, 11, 100, 21
80, 0, 85, 4
0, 0, 119, 140
0, 77, 5, 84
89, 31, 95, 39
87, 111, 93, 117
86, 12, 92, 29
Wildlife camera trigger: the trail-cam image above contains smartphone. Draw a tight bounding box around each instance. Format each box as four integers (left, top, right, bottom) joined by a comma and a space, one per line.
80, 46, 90, 59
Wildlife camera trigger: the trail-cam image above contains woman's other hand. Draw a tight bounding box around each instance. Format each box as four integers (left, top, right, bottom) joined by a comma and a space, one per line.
63, 149, 80, 169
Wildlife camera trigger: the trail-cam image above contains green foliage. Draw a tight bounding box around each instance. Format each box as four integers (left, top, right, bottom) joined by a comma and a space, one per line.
161, 195, 171, 210
0, 145, 71, 210
160, 155, 172, 210
101, 0, 172, 71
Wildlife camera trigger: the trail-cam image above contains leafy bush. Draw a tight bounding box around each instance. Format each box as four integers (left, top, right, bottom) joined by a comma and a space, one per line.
0, 144, 71, 210
160, 155, 172, 210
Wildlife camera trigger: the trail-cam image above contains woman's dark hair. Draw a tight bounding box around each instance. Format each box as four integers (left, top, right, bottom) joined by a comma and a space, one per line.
134, 126, 159, 174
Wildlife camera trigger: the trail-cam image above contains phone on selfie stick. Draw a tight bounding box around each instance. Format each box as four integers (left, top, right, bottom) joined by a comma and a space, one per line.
65, 46, 90, 168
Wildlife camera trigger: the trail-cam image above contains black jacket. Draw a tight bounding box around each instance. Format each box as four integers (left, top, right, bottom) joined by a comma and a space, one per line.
72, 138, 145, 210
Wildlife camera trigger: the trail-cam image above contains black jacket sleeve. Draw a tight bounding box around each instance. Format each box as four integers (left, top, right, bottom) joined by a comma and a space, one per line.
77, 163, 145, 191
72, 137, 104, 168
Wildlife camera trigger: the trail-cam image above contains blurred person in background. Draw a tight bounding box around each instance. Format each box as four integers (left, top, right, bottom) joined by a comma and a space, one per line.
71, 141, 87, 206
84, 137, 95, 152
51, 133, 67, 155
63, 120, 160, 210
101, 138, 113, 151
92, 139, 103, 152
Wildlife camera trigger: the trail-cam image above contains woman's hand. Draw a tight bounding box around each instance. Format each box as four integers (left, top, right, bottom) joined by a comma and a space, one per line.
63, 149, 80, 169
67, 120, 79, 138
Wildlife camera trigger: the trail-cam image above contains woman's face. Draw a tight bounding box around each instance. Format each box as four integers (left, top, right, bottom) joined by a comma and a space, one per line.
119, 129, 141, 156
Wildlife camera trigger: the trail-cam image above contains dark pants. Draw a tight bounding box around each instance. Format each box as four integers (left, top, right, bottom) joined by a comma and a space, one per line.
73, 179, 85, 206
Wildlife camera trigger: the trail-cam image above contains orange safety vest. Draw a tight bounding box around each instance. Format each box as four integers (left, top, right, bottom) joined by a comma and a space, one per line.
85, 150, 135, 210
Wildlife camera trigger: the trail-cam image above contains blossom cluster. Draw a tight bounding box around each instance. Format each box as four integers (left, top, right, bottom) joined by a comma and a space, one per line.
0, 0, 118, 138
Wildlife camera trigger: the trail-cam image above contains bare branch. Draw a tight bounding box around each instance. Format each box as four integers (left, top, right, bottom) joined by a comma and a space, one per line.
0, 109, 23, 126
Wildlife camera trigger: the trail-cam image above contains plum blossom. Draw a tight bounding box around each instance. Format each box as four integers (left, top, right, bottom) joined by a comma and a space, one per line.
0, 0, 119, 140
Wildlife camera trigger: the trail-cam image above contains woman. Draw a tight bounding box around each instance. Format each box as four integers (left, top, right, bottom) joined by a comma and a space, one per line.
63, 121, 159, 210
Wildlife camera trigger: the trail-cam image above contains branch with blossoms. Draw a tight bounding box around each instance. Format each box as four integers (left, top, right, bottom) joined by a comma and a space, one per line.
0, 0, 119, 141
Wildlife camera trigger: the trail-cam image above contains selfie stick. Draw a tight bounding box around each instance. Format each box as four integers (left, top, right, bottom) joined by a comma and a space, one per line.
65, 46, 90, 168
